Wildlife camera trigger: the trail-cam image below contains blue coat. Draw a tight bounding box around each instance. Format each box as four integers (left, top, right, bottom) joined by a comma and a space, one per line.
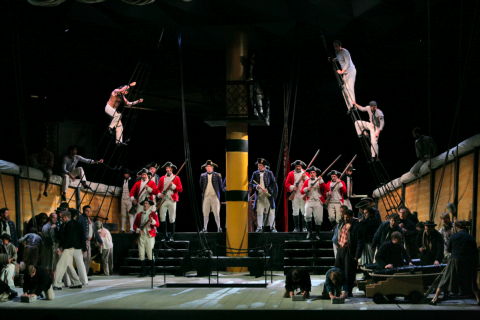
249, 170, 278, 209
78, 214, 103, 244
199, 172, 224, 200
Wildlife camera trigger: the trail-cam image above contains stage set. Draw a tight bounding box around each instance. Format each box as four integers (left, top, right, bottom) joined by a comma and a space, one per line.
2, 0, 480, 319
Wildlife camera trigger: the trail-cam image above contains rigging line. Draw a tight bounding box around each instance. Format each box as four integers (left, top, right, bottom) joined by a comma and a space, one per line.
177, 33, 210, 252
430, 0, 479, 218
0, 173, 7, 208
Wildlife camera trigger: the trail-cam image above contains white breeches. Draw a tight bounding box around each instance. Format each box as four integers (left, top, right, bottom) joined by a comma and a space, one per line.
121, 197, 133, 231
62, 167, 86, 193
355, 120, 379, 157
343, 69, 356, 108
291, 197, 305, 217
327, 202, 342, 223
105, 104, 123, 143
304, 201, 323, 225
138, 233, 155, 261
160, 199, 176, 223
256, 196, 274, 227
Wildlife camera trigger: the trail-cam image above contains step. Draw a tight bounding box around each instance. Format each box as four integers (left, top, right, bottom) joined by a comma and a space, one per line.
283, 239, 333, 249
283, 265, 334, 275
283, 248, 334, 257
283, 257, 335, 267
124, 257, 185, 266
128, 248, 189, 257
119, 265, 184, 275
153, 240, 190, 249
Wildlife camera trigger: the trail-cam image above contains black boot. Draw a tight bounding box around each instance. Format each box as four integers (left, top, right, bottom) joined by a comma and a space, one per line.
300, 214, 307, 232
293, 216, 300, 232
314, 225, 321, 240
168, 222, 175, 242
161, 222, 168, 241
306, 221, 313, 240
148, 259, 156, 277
138, 260, 147, 277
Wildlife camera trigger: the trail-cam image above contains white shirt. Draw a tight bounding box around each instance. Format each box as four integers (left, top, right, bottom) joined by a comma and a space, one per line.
258, 172, 268, 199
357, 105, 385, 131
335, 48, 356, 74
330, 181, 343, 202
122, 178, 131, 198
306, 178, 322, 201
292, 170, 305, 197
163, 175, 175, 198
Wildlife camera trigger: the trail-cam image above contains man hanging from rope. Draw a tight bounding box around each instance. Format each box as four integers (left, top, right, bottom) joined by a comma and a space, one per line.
249, 158, 278, 233
105, 82, 144, 146
284, 160, 309, 233
353, 101, 385, 160
61, 146, 103, 202
333, 40, 357, 109
157, 162, 183, 241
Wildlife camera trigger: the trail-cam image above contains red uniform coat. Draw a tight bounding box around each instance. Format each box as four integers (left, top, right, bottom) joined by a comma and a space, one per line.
284, 170, 310, 192
323, 180, 347, 203
300, 179, 326, 202
133, 209, 160, 237
129, 179, 158, 201
157, 175, 183, 202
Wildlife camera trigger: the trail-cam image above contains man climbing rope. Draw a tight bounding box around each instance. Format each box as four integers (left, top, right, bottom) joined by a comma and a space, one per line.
105, 82, 144, 146
333, 40, 356, 109
354, 101, 385, 160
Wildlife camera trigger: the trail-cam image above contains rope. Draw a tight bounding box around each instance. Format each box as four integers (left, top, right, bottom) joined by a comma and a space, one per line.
0, 173, 7, 208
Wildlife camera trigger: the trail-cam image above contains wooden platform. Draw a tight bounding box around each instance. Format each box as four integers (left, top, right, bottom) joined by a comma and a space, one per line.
1, 274, 478, 320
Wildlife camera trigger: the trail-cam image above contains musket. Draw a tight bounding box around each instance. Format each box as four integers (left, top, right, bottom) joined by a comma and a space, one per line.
129, 163, 161, 215
324, 154, 357, 206
301, 154, 342, 201
252, 180, 271, 198
157, 161, 187, 208
288, 149, 320, 201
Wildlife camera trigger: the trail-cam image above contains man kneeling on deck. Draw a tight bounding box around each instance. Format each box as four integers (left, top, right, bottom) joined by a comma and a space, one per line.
284, 268, 311, 299
321, 267, 348, 300
22, 265, 54, 300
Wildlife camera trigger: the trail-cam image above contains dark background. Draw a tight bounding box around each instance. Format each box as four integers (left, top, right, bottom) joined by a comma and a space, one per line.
1, 0, 479, 231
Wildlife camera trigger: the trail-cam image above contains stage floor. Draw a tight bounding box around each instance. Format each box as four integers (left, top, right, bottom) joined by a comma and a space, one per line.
1, 273, 479, 312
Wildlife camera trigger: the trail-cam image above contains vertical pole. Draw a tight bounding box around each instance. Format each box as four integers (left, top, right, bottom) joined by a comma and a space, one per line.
225, 32, 249, 271
472, 148, 478, 239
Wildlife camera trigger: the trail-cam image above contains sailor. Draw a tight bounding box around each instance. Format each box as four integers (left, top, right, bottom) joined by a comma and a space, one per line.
120, 168, 135, 233
333, 40, 356, 109
353, 101, 385, 159
104, 82, 144, 146
133, 200, 159, 277
284, 160, 309, 232
417, 221, 444, 266
301, 166, 324, 240
249, 158, 278, 232
129, 169, 158, 214
323, 170, 347, 225
343, 165, 354, 210
157, 162, 183, 241
199, 160, 224, 232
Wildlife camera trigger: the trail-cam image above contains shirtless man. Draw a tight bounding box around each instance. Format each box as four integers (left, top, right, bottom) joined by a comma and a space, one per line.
105, 82, 144, 146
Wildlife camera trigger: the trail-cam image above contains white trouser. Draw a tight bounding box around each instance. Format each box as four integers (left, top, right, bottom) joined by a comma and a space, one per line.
333, 243, 338, 259
327, 202, 342, 223
0, 263, 15, 290
105, 104, 123, 143
355, 120, 379, 158
54, 248, 82, 288
256, 196, 275, 228
62, 167, 86, 193
138, 233, 155, 261
202, 195, 220, 230
343, 69, 356, 108
74, 248, 88, 285
121, 197, 133, 232
344, 198, 352, 210
304, 201, 323, 225
160, 199, 176, 223
101, 248, 114, 276
291, 196, 305, 217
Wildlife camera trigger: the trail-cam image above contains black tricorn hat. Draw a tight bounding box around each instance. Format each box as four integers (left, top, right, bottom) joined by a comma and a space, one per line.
424, 220, 437, 227
138, 168, 152, 177
122, 167, 132, 175
328, 170, 342, 177
0, 233, 11, 241
291, 160, 307, 168
346, 165, 355, 171
141, 199, 154, 206
361, 197, 374, 202
162, 162, 177, 170
454, 220, 471, 228
146, 162, 158, 169
201, 160, 218, 169
305, 166, 321, 175
255, 158, 269, 166
355, 199, 371, 209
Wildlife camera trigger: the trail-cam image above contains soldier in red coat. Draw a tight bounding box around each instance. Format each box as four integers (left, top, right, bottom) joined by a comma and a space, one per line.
157, 162, 183, 241
323, 170, 347, 226
284, 160, 309, 232
130, 169, 158, 215
133, 200, 160, 277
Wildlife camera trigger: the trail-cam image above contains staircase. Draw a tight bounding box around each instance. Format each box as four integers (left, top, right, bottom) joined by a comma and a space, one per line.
283, 231, 335, 275
119, 240, 190, 276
